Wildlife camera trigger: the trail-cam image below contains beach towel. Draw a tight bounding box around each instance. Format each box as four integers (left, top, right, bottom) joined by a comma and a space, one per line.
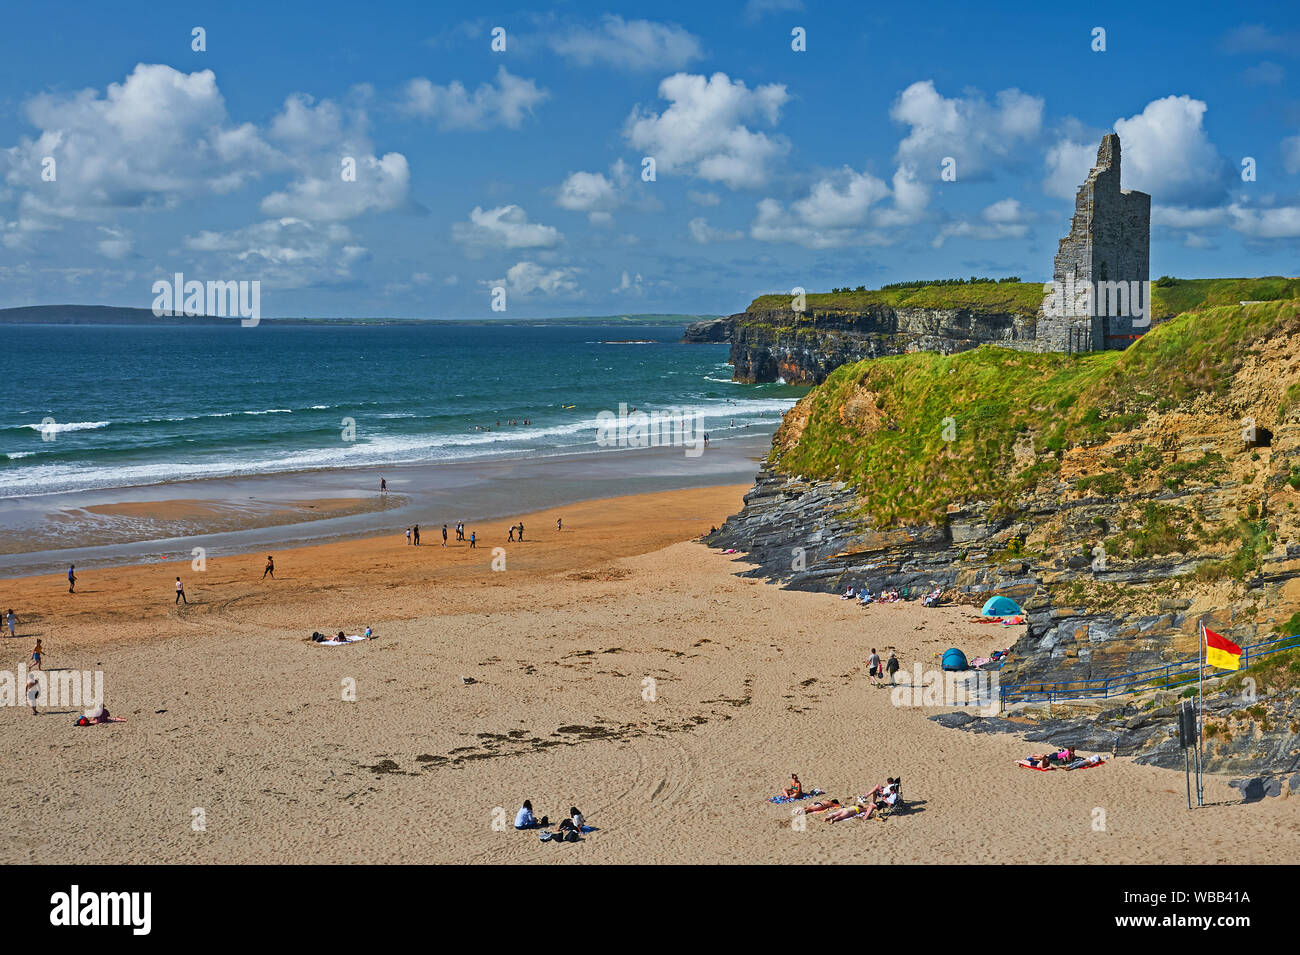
1017, 758, 1054, 772
75, 716, 126, 726
768, 788, 825, 804
1063, 756, 1108, 771
317, 634, 365, 646
1000, 615, 1026, 626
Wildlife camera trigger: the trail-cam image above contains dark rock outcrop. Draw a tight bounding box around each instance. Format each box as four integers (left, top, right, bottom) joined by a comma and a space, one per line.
729, 305, 1035, 384
680, 315, 736, 343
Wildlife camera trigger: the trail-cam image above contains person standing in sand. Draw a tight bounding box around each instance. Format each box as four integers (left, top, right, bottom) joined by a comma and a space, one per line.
442, 524, 448, 547
31, 638, 44, 670
26, 672, 41, 715
518, 522, 525, 541
380, 477, 387, 494
263, 555, 275, 580
886, 651, 899, 685
5, 608, 16, 638
507, 524, 515, 542
175, 576, 188, 604
469, 531, 476, 548
67, 564, 76, 594
406, 527, 411, 545
868, 648, 882, 687
413, 525, 420, 546
557, 517, 562, 532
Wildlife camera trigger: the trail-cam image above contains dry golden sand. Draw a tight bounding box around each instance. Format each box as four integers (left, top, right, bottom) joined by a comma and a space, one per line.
1, 484, 1294, 864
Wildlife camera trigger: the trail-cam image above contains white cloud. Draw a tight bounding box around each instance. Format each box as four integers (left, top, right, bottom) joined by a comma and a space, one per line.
611, 270, 645, 294
95, 226, 133, 259
547, 16, 703, 71
181, 217, 367, 287
398, 66, 548, 129
688, 190, 721, 206
688, 217, 744, 244
1113, 96, 1227, 205
1227, 202, 1300, 239
932, 198, 1032, 247
1043, 138, 1097, 199
792, 167, 890, 228
3, 63, 276, 224
891, 80, 1044, 181
486, 260, 583, 298
623, 72, 790, 189
452, 204, 563, 250
750, 197, 887, 249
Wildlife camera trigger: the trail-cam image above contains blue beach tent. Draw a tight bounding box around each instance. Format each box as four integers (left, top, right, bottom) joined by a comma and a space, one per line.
941, 648, 969, 671
981, 595, 1023, 617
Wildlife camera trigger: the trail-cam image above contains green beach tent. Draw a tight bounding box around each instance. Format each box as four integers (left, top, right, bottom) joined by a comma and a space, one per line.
981, 595, 1023, 617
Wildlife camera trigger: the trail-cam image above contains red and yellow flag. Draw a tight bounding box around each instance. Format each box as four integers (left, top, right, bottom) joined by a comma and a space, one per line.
1204, 627, 1242, 671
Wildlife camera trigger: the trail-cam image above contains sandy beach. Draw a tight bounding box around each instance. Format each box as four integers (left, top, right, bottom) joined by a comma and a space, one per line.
1, 483, 1293, 865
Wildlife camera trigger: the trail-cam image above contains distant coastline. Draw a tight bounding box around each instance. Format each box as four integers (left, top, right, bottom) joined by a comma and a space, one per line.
0, 304, 720, 327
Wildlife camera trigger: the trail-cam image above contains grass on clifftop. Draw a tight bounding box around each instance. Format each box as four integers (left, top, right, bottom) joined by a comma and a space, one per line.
746, 276, 1300, 323
770, 298, 1300, 526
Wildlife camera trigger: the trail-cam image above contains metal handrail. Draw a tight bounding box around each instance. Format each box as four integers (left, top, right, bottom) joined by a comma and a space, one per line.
998, 633, 1300, 707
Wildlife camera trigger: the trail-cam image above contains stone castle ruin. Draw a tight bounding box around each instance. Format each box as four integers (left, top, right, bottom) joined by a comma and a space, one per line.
1038, 133, 1151, 352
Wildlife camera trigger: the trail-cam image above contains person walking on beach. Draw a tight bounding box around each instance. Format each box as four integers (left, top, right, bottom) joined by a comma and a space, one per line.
31, 638, 44, 670
517, 522, 525, 542
67, 564, 76, 594
469, 531, 476, 549
442, 524, 448, 547
413, 525, 420, 546
380, 477, 387, 494
26, 671, 40, 715
868, 648, 882, 687
886, 651, 900, 685
507, 524, 515, 542
263, 555, 275, 580
5, 608, 16, 638
556, 517, 562, 532
175, 577, 188, 604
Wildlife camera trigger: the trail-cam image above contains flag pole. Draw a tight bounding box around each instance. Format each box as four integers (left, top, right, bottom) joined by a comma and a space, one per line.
1197, 621, 1205, 807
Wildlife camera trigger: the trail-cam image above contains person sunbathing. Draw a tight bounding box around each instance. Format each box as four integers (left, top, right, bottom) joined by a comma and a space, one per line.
793, 798, 841, 816
781, 773, 803, 798
840, 586, 856, 600
823, 801, 870, 823
857, 588, 874, 605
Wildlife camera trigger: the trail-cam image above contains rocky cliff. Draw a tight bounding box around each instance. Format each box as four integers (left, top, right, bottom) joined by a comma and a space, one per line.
720, 277, 1300, 385
708, 298, 1300, 770
730, 302, 1036, 384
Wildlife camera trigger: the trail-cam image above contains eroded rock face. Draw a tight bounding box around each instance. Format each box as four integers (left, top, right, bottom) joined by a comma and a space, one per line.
729, 306, 1036, 384
707, 458, 1296, 689
679, 316, 736, 343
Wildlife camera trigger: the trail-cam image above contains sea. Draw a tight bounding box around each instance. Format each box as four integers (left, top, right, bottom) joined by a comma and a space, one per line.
0, 322, 802, 499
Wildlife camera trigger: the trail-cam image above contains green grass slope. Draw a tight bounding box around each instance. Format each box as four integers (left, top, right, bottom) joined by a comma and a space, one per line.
770, 299, 1300, 527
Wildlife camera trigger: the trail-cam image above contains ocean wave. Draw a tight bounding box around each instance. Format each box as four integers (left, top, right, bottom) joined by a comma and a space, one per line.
242, 408, 293, 415
21, 420, 110, 434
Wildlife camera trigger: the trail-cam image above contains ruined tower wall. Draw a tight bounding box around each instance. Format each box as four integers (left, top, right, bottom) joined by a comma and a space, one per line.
1038, 133, 1150, 352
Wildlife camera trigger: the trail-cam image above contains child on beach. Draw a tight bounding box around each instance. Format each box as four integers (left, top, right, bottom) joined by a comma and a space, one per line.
67, 564, 76, 593
406, 527, 411, 545
557, 517, 562, 532
26, 672, 40, 714
263, 556, 275, 579
6, 608, 15, 637
469, 531, 476, 548
442, 525, 448, 546
508, 525, 515, 542
31, 639, 44, 670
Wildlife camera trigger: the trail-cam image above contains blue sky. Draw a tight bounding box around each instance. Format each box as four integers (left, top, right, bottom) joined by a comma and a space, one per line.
1, 0, 1298, 317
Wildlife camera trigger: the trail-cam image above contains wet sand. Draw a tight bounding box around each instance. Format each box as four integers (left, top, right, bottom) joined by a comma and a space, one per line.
1, 484, 1293, 864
